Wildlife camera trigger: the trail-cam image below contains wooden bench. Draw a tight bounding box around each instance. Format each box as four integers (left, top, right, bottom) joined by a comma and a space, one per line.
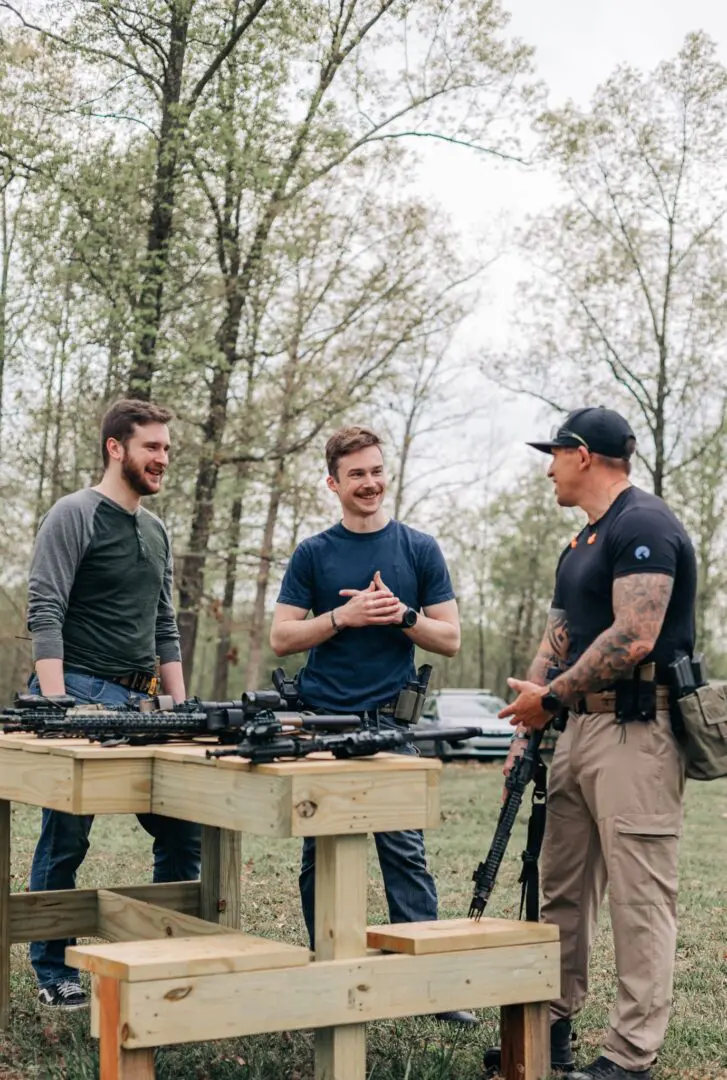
68, 932, 312, 1080
69, 917, 559, 1080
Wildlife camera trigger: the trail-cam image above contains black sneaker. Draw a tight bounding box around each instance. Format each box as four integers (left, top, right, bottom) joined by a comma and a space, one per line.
37, 980, 89, 1010
570, 1057, 651, 1080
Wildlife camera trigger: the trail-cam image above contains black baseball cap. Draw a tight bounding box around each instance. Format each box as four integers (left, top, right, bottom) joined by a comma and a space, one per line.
527, 407, 636, 459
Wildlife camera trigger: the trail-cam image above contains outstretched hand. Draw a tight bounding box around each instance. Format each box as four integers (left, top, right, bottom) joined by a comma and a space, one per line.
498, 678, 552, 731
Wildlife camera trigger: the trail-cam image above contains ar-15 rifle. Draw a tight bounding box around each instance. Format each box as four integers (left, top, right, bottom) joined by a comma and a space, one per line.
1, 668, 355, 747
206, 724, 484, 764
468, 727, 546, 920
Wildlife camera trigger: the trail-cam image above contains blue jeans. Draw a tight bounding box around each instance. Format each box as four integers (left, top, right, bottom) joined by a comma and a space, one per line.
28, 671, 202, 988
299, 733, 438, 947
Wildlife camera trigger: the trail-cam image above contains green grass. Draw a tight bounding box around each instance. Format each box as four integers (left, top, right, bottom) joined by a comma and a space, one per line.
0, 762, 725, 1079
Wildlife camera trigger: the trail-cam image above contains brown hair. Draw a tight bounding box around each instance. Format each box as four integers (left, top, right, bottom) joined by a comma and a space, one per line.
325, 426, 383, 479
100, 399, 174, 468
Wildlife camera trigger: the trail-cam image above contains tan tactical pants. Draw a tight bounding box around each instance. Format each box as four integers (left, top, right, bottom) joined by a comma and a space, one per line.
541, 709, 686, 1071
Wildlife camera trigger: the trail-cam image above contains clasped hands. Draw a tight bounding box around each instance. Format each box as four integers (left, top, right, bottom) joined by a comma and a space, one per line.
335, 570, 407, 629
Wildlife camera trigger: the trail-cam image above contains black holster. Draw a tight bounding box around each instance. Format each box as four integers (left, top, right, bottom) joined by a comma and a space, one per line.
613, 675, 657, 724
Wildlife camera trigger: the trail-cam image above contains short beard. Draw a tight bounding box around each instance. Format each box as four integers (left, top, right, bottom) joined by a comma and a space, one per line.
121, 455, 160, 497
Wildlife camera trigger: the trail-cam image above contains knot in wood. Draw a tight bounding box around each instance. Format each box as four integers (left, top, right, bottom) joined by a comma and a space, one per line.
295, 799, 317, 818
164, 985, 193, 1002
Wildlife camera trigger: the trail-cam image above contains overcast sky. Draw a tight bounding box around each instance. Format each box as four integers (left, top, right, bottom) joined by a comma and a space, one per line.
406, 0, 727, 477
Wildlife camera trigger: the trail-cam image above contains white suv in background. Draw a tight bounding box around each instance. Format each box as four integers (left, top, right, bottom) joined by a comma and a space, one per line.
414, 688, 513, 759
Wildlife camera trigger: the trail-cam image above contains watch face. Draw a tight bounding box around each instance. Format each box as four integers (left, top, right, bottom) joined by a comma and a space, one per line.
402, 608, 417, 628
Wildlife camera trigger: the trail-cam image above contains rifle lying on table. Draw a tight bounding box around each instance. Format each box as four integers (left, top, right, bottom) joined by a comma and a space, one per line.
0, 680, 355, 747
468, 728, 547, 921
207, 725, 484, 764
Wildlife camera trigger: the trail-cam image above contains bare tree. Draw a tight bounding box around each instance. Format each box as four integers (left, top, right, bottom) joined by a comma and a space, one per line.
489, 31, 727, 497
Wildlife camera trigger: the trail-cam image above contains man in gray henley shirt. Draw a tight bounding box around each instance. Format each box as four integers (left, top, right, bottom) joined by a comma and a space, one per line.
26, 399, 201, 1010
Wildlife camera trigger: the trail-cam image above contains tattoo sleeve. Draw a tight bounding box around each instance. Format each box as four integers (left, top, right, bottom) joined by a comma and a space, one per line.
527, 607, 570, 685
551, 573, 674, 703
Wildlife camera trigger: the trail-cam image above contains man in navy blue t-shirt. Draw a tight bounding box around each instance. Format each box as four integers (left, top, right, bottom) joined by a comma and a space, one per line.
271, 425, 477, 1027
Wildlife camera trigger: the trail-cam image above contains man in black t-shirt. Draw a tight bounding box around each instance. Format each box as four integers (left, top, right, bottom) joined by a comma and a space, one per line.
491, 408, 695, 1080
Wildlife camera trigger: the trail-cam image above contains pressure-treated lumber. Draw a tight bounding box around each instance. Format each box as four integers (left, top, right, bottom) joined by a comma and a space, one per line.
152, 752, 439, 836
367, 917, 559, 955
97, 975, 155, 1080
90, 942, 558, 1047
9, 882, 201, 943
501, 1001, 551, 1080
315, 834, 368, 1080
0, 738, 153, 814
68, 932, 310, 982
96, 890, 238, 943
199, 826, 241, 928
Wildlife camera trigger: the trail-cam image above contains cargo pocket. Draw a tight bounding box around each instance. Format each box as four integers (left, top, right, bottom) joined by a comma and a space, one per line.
609, 814, 681, 906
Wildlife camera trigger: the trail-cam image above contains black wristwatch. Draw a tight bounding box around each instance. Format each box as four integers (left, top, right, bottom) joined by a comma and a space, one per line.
541, 685, 566, 714
400, 607, 418, 629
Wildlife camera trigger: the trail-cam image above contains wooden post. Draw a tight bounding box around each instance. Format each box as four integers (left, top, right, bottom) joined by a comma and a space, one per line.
314, 834, 368, 1080
501, 1001, 550, 1080
97, 975, 155, 1080
0, 800, 9, 1030
199, 825, 241, 928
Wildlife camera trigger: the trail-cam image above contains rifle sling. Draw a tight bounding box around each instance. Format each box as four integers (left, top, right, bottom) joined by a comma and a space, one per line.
518, 757, 548, 922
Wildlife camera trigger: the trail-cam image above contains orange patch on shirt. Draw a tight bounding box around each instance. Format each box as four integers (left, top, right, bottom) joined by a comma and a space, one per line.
587, 533, 597, 544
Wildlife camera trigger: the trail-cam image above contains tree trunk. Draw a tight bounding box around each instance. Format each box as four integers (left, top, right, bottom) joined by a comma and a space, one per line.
212, 464, 249, 699
33, 339, 58, 533
0, 186, 11, 461
393, 416, 415, 520
176, 280, 245, 683
50, 283, 72, 502
244, 457, 285, 687
652, 339, 668, 498
127, 6, 190, 396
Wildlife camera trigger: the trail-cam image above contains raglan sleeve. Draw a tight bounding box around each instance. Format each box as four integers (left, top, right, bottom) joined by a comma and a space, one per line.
27, 497, 93, 661
277, 542, 315, 611
155, 528, 182, 664
609, 508, 679, 579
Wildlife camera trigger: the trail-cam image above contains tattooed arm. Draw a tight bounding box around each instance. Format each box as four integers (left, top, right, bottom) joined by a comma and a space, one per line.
549, 573, 673, 704
527, 607, 570, 685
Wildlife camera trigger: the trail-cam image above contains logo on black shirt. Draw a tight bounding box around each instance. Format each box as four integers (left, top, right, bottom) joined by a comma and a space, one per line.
635, 545, 651, 560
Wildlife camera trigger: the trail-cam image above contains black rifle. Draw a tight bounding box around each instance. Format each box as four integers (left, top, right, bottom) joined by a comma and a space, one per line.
1, 690, 355, 746
207, 724, 484, 764
468, 727, 546, 920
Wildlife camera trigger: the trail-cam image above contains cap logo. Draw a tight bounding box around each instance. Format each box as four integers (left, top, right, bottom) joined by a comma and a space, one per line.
635, 545, 651, 561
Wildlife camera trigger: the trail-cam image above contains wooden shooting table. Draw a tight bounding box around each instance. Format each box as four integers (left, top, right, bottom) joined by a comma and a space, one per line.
0, 734, 559, 1080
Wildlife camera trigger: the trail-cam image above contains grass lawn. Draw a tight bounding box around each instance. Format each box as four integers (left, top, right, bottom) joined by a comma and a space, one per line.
0, 761, 725, 1079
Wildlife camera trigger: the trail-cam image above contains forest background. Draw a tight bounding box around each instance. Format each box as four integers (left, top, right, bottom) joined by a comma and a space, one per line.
1, 0, 727, 703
